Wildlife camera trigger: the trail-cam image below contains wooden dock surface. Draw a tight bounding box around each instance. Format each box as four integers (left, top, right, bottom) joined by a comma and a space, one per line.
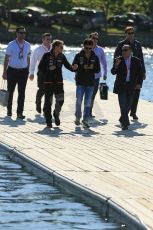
0, 65, 153, 229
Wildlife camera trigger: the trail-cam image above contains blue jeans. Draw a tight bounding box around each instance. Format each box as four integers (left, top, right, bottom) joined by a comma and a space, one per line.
75, 85, 94, 120
118, 91, 134, 127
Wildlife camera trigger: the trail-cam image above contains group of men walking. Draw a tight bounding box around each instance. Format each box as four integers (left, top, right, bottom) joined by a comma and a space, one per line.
2, 25, 146, 130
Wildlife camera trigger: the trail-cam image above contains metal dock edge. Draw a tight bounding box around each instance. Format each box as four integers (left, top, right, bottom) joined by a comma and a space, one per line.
0, 142, 148, 230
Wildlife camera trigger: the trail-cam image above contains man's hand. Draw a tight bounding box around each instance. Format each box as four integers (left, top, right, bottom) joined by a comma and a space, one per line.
103, 75, 107, 80
143, 73, 146, 80
2, 72, 7, 80
135, 84, 141, 89
115, 58, 122, 66
29, 74, 34, 81
72, 64, 78, 71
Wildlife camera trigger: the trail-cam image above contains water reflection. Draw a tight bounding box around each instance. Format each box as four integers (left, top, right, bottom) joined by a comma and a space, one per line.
0, 152, 122, 229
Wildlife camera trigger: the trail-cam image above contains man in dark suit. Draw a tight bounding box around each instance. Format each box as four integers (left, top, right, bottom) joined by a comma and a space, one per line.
114, 26, 146, 120
111, 45, 143, 130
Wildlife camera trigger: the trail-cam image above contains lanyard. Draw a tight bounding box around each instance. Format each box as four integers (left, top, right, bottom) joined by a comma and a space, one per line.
16, 39, 25, 59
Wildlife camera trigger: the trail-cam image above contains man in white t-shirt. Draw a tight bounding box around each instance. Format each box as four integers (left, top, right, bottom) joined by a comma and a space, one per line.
2, 26, 31, 119
29, 33, 52, 114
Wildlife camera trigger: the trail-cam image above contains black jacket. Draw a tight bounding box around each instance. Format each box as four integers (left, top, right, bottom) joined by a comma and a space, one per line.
114, 39, 146, 74
72, 50, 100, 86
38, 50, 73, 84
111, 56, 143, 94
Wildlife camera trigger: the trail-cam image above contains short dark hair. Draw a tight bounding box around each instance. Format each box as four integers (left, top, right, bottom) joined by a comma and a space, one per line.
16, 26, 26, 33
125, 26, 134, 33
83, 38, 93, 46
42, 33, 52, 39
52, 40, 64, 50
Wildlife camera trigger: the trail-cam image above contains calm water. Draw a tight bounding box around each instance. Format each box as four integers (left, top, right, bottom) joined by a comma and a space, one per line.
0, 150, 123, 230
0, 44, 153, 101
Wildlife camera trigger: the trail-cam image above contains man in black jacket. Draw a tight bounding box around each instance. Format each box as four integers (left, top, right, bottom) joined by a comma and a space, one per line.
114, 26, 146, 120
73, 38, 100, 128
38, 40, 77, 128
111, 45, 143, 130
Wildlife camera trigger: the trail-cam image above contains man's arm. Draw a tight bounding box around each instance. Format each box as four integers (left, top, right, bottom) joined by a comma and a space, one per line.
138, 42, 146, 78
29, 48, 39, 80
2, 54, 9, 79
111, 57, 122, 75
136, 59, 144, 88
114, 42, 122, 59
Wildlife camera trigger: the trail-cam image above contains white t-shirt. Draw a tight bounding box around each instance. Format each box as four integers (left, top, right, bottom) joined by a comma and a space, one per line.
6, 39, 31, 69
29, 44, 51, 75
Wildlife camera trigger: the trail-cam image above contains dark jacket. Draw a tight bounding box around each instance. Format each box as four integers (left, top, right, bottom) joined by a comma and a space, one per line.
111, 56, 143, 94
114, 39, 146, 74
38, 50, 73, 84
72, 50, 100, 86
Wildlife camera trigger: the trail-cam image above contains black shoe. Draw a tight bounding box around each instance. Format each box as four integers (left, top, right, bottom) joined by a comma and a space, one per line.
132, 114, 138, 120
7, 111, 12, 117
130, 113, 139, 120
53, 112, 60, 126
46, 123, 52, 128
36, 103, 41, 114
90, 114, 95, 118
17, 114, 25, 120
122, 126, 128, 130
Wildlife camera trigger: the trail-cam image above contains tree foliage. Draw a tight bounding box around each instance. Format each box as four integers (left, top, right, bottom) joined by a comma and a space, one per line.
1, 0, 153, 17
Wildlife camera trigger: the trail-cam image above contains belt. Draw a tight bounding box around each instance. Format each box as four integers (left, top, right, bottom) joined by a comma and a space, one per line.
44, 82, 63, 84
8, 66, 28, 71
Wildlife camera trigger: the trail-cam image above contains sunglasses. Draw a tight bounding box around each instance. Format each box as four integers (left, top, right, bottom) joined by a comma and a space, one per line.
85, 47, 92, 50
122, 49, 130, 52
127, 32, 134, 35
18, 31, 26, 34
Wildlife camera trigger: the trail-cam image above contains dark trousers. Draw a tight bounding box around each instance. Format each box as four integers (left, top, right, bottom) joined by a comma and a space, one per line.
118, 90, 134, 127
44, 84, 64, 125
36, 73, 45, 108
130, 89, 140, 115
36, 87, 45, 107
7, 67, 28, 115
90, 78, 100, 115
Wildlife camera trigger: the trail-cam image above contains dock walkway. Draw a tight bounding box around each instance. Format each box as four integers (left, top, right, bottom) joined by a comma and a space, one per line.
0, 65, 153, 229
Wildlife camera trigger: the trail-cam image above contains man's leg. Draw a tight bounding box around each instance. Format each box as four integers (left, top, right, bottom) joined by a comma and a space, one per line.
118, 92, 130, 129
36, 86, 45, 113
83, 86, 94, 127
6, 68, 18, 116
17, 69, 28, 117
44, 84, 53, 127
53, 84, 64, 126
75, 85, 85, 124
90, 78, 100, 117
130, 89, 140, 119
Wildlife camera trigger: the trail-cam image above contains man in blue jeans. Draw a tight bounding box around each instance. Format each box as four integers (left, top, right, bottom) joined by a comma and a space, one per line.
72, 38, 100, 128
